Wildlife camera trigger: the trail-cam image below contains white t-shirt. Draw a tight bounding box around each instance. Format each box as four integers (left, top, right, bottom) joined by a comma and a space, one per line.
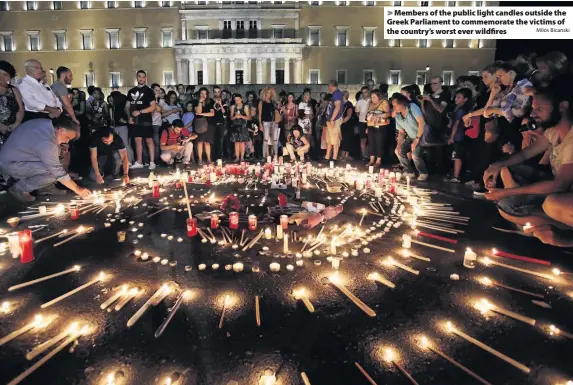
355, 98, 370, 123
298, 101, 312, 116
544, 126, 573, 176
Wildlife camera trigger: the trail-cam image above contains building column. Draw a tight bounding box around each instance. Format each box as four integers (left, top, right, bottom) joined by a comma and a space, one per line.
215, 59, 222, 84
229, 58, 236, 85
256, 58, 263, 84
270, 58, 276, 85
189, 59, 196, 85
202, 58, 209, 85
176, 58, 184, 84
257, 19, 262, 39
181, 17, 187, 40
284, 58, 290, 84
295, 58, 302, 84
244, 58, 250, 84
294, 18, 299, 38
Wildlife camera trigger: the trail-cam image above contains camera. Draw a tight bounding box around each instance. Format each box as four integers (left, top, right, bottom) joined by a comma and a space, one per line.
519, 120, 537, 132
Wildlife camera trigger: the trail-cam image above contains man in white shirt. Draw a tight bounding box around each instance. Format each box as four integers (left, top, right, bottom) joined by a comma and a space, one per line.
17, 59, 62, 122
354, 86, 370, 159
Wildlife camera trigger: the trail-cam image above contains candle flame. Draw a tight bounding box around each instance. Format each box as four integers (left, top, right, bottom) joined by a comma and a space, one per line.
164, 377, 172, 385
475, 298, 493, 315
383, 347, 396, 362
368, 272, 379, 280
294, 287, 307, 299
329, 271, 340, 283
478, 276, 493, 286
445, 321, 455, 332
98, 272, 106, 280
0, 301, 10, 313
549, 324, 561, 336
491, 248, 498, 255
401, 249, 410, 258
481, 257, 492, 266
106, 373, 115, 385
552, 268, 561, 276
54, 204, 65, 214
419, 335, 432, 349
77, 226, 86, 234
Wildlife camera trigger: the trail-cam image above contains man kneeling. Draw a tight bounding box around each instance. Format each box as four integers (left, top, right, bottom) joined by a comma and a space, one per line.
160, 119, 196, 167
285, 125, 310, 162
0, 116, 91, 202
89, 126, 130, 185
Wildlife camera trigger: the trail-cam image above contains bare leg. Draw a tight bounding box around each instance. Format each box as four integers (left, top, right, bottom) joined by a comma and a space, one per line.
234, 143, 240, 162
197, 142, 204, 163
325, 144, 332, 159
332, 144, 339, 160
205, 143, 212, 163
360, 138, 367, 158
240, 143, 246, 160
543, 194, 573, 227
135, 137, 143, 163
367, 156, 375, 166
500, 167, 519, 188
145, 138, 154, 164
453, 159, 462, 179
374, 157, 382, 167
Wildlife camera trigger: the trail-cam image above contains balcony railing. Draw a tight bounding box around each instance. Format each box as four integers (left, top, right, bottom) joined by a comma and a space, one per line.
176, 36, 303, 45
181, 1, 298, 9
180, 28, 299, 42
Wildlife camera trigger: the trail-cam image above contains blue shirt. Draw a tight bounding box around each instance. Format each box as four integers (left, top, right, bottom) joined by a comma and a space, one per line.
452, 107, 469, 143
327, 89, 344, 121
395, 103, 423, 139
182, 112, 195, 131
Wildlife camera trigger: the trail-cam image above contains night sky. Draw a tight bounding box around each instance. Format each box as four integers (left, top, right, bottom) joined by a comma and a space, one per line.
495, 1, 573, 59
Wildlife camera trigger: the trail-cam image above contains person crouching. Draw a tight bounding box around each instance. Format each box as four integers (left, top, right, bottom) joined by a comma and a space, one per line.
160, 119, 197, 167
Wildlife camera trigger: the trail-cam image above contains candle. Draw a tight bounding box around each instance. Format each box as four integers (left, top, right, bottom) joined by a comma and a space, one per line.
255, 296, 261, 327
412, 239, 456, 253
477, 276, 544, 299
406, 176, 411, 190
218, 295, 230, 329
330, 236, 337, 255
368, 166, 374, 174
474, 298, 536, 326
0, 315, 51, 346
359, 209, 367, 227
70, 204, 79, 220
155, 290, 192, 338
418, 336, 492, 385
294, 288, 315, 313
367, 272, 396, 289
401, 249, 431, 262
383, 347, 419, 385
248, 215, 257, 231
265, 228, 272, 239
445, 321, 530, 373
9, 265, 81, 292
8, 232, 21, 258
355, 362, 378, 385
229, 212, 239, 230
38, 205, 47, 215
115, 288, 139, 311
282, 234, 289, 254
384, 257, 419, 275
18, 229, 34, 264
7, 217, 20, 228
52, 226, 93, 247
330, 161, 334, 169
127, 284, 173, 328
152, 181, 160, 198
211, 214, 219, 229
548, 325, 573, 340
41, 272, 106, 308
26, 322, 79, 361
522, 222, 532, 232
277, 224, 283, 240
280, 215, 288, 230
329, 272, 376, 317
101, 286, 128, 310
480, 257, 554, 281
301, 373, 312, 385
463, 248, 477, 269
270, 262, 281, 272
186, 217, 197, 237
402, 234, 412, 248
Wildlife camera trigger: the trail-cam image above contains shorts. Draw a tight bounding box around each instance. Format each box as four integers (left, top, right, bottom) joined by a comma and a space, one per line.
129, 125, 153, 139
452, 141, 465, 160
358, 122, 368, 139
325, 118, 342, 146
496, 164, 554, 217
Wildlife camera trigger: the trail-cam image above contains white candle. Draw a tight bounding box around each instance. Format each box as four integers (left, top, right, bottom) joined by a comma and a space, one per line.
402, 234, 412, 248
463, 248, 477, 269
294, 288, 315, 313
8, 233, 21, 258
284, 234, 289, 254
475, 298, 536, 326
265, 228, 272, 239
359, 210, 367, 227
445, 321, 530, 373
368, 272, 395, 289
368, 166, 374, 174
0, 315, 49, 346
330, 161, 334, 169
480, 257, 554, 281
26, 323, 79, 361
270, 263, 280, 272
383, 348, 419, 385
38, 206, 47, 215
9, 265, 81, 292
277, 225, 283, 240
127, 284, 172, 328
218, 295, 230, 329
41, 272, 105, 308
385, 257, 419, 275
330, 236, 337, 255
406, 176, 411, 190
329, 272, 376, 317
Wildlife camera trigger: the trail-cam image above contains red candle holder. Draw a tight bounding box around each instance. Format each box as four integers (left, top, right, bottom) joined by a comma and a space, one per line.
18, 229, 34, 264
280, 215, 288, 230
175, 181, 182, 189
211, 214, 219, 229
186, 217, 197, 237
187, 173, 193, 183
70, 204, 79, 220
229, 212, 239, 230
152, 181, 160, 198
248, 215, 257, 230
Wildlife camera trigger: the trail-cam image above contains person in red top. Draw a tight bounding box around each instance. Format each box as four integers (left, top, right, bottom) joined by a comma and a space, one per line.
160, 119, 196, 167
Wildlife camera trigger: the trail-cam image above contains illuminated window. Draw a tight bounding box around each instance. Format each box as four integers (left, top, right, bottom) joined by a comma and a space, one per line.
80, 30, 93, 50
363, 27, 375, 47
54, 30, 67, 51
336, 70, 347, 85
419, 39, 428, 48
53, 1, 62, 10
161, 27, 173, 48
134, 1, 143, 7
79, 1, 89, 9
470, 39, 481, 48
85, 72, 95, 87
163, 71, 174, 86
134, 28, 146, 48
416, 70, 427, 86
308, 27, 320, 46
110, 72, 121, 88
335, 26, 348, 46
106, 29, 120, 49
389, 70, 401, 85
0, 32, 14, 52
444, 39, 454, 48
309, 69, 319, 84
107, 1, 116, 7
0, 1, 8, 11
26, 1, 36, 10
443, 71, 453, 85
27, 31, 40, 51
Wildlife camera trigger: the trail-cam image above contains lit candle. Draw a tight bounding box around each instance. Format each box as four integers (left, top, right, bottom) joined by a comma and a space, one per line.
155, 290, 192, 338
69, 203, 79, 220
280, 215, 288, 230
480, 257, 554, 281
547, 324, 573, 340
255, 295, 261, 327
41, 272, 106, 308
367, 272, 395, 289
26, 322, 79, 361
8, 232, 21, 258
355, 362, 378, 385
294, 288, 315, 313
383, 347, 419, 385
284, 234, 289, 254
127, 284, 173, 328
329, 272, 376, 317
474, 298, 536, 326
463, 248, 477, 269
17, 229, 34, 264
477, 276, 544, 299
218, 295, 230, 329
211, 214, 219, 229
406, 176, 411, 190
9, 265, 81, 292
402, 234, 412, 248
277, 224, 283, 240
444, 321, 530, 374
248, 215, 257, 230
417, 336, 492, 385
186, 217, 197, 237
401, 249, 431, 262
359, 209, 367, 227
265, 228, 272, 239
0, 315, 52, 346
114, 287, 139, 311
52, 226, 94, 248
330, 236, 337, 255
229, 212, 239, 230
384, 257, 419, 276
330, 161, 334, 169
101, 285, 128, 310
368, 166, 374, 174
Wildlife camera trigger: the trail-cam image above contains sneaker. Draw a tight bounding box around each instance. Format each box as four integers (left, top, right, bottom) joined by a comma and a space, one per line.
403, 172, 416, 178
444, 177, 461, 183
149, 162, 157, 170
473, 188, 487, 196
8, 187, 35, 202
465, 180, 481, 190
131, 162, 144, 169
36, 184, 67, 196
417, 174, 429, 182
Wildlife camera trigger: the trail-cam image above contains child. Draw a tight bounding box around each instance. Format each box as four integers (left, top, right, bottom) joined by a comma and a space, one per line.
182, 101, 195, 132
445, 88, 473, 183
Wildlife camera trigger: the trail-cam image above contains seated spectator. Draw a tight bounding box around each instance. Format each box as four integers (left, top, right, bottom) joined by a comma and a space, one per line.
483, 74, 573, 227
89, 126, 129, 185
285, 125, 310, 162
160, 119, 196, 167
0, 116, 91, 202
445, 88, 473, 183
392, 93, 429, 181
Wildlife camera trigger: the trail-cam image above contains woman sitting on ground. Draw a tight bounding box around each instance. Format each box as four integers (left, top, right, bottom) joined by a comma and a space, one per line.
285, 125, 310, 162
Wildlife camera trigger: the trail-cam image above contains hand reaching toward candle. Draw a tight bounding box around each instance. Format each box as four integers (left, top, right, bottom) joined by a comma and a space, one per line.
76, 187, 92, 199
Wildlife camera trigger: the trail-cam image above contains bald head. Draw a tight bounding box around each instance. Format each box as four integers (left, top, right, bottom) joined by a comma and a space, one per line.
24, 59, 43, 80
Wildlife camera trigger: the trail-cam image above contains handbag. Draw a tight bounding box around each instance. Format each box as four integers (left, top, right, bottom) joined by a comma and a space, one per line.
194, 117, 208, 134
465, 116, 480, 139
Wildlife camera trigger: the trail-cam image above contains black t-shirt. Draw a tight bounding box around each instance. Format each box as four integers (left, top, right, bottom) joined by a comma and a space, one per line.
423, 91, 451, 132
212, 98, 228, 124
89, 132, 126, 156
126, 85, 155, 126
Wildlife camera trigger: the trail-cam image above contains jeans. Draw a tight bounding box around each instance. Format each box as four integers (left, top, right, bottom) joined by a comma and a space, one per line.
0, 161, 58, 193
397, 137, 428, 175
262, 121, 279, 158
89, 152, 122, 181
114, 125, 133, 164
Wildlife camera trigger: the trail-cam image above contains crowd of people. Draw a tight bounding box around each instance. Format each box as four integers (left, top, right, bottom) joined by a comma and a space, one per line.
0, 52, 572, 249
